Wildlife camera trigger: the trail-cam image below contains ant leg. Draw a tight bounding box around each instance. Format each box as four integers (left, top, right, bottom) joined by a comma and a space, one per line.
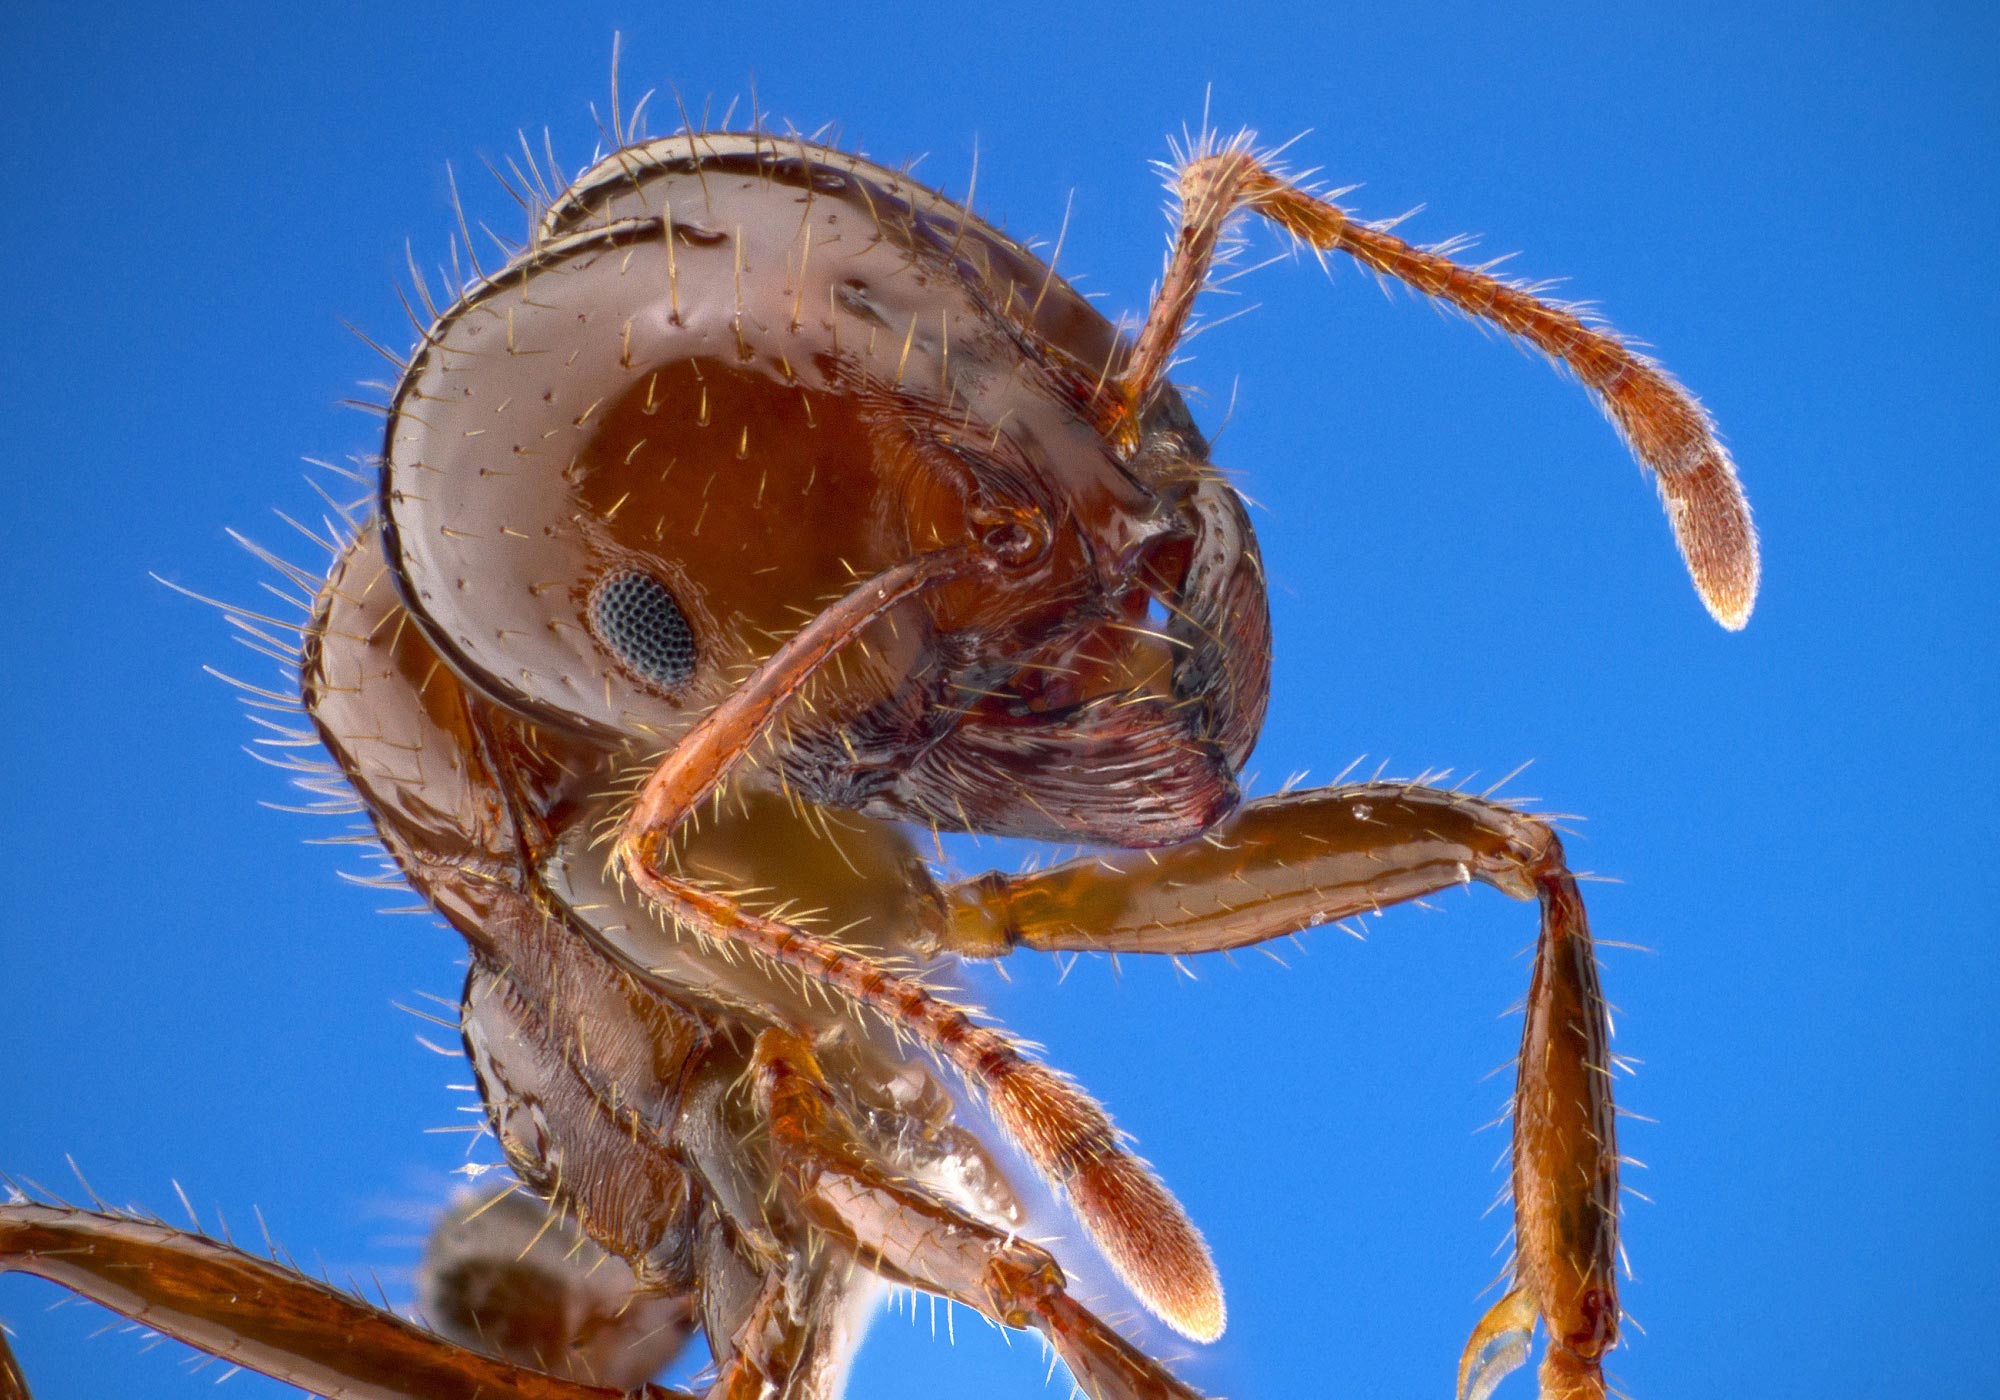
937, 783, 1619, 1400
1113, 139, 1756, 629
704, 1273, 798, 1400
701, 1258, 859, 1400
0, 1199, 691, 1399
612, 557, 1223, 1343
0, 1328, 25, 1400
749, 1028, 1208, 1400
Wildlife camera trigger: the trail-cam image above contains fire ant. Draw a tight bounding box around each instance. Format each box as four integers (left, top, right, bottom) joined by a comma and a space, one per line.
0, 109, 1755, 1400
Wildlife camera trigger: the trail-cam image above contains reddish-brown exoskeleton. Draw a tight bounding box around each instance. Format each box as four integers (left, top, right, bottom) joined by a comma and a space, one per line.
0, 118, 1756, 1400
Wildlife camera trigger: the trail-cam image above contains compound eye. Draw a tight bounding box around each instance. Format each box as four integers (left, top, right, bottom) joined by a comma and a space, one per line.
590, 571, 697, 689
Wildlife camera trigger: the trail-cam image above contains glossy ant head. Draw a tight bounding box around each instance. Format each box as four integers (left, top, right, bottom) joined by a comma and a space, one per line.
381, 126, 1754, 864
380, 134, 1269, 848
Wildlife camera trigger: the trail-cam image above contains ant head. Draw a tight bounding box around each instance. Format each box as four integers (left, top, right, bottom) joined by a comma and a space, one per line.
376, 134, 1268, 845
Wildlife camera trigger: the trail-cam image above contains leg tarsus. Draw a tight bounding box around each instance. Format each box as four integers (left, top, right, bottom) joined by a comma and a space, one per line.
1538, 1345, 1610, 1400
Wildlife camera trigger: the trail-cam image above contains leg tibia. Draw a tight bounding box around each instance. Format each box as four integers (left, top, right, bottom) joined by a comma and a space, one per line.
1453, 875, 1620, 1400
1511, 873, 1619, 1390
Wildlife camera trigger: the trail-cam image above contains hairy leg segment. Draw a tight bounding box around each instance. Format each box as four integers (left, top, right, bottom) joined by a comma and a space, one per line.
0, 1201, 689, 1400
750, 1028, 1206, 1400
935, 783, 1623, 1400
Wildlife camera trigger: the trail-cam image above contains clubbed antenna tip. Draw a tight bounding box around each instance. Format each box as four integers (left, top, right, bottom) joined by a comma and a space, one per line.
1115, 138, 1764, 631
1663, 449, 1759, 630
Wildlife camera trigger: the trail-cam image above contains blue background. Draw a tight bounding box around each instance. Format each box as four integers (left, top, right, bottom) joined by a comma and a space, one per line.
3, 4, 1993, 1398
